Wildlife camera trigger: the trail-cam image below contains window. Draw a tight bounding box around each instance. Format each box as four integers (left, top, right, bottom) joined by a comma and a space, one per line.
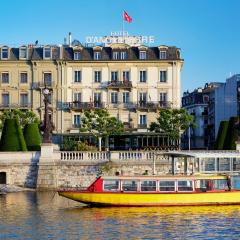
139, 70, 147, 82
43, 72, 52, 86
177, 180, 193, 191
43, 46, 51, 59
19, 47, 27, 59
111, 71, 118, 82
121, 51, 126, 60
94, 51, 101, 60
2, 93, 9, 107
195, 180, 212, 192
122, 71, 130, 81
159, 50, 167, 59
94, 71, 101, 83
111, 92, 118, 104
103, 180, 119, 191
159, 181, 175, 192
123, 92, 129, 103
1, 72, 9, 84
213, 179, 227, 190
139, 115, 147, 126
20, 72, 28, 84
160, 71, 167, 82
113, 52, 119, 60
122, 180, 138, 191
74, 92, 81, 102
20, 93, 28, 107
74, 52, 81, 60
139, 92, 147, 103
74, 70, 81, 83
94, 92, 101, 107
139, 51, 147, 60
140, 180, 156, 191
160, 93, 167, 102
73, 115, 81, 127
1, 47, 9, 59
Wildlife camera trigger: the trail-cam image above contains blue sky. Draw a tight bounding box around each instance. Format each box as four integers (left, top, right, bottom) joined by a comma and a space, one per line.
1, 0, 239, 93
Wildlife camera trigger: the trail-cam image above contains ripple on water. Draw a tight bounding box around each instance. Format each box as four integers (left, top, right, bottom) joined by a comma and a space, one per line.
1, 192, 240, 239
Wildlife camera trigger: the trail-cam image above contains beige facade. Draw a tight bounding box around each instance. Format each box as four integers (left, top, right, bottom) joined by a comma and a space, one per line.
0, 43, 183, 135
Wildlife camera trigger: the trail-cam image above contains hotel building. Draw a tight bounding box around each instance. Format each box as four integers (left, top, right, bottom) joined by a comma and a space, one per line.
0, 37, 183, 149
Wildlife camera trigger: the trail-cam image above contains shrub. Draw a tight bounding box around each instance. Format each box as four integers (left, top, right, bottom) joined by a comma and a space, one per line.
24, 123, 41, 151
0, 118, 27, 151
214, 121, 229, 150
224, 117, 238, 150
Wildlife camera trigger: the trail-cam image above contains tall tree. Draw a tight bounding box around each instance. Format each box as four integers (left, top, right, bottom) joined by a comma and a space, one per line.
80, 109, 124, 151
150, 108, 195, 143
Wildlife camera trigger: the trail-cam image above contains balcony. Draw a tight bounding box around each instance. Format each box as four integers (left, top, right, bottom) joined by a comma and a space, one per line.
58, 102, 105, 111
32, 81, 55, 90
138, 124, 147, 129
0, 103, 31, 109
107, 81, 132, 90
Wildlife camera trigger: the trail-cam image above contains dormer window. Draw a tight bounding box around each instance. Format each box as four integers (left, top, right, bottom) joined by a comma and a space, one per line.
121, 51, 126, 60
113, 52, 119, 60
74, 51, 81, 60
94, 51, 101, 60
139, 51, 147, 60
1, 47, 9, 59
43, 46, 51, 59
19, 46, 27, 59
159, 50, 167, 59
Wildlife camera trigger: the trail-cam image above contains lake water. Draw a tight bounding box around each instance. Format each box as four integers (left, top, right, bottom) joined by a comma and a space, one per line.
1, 192, 240, 239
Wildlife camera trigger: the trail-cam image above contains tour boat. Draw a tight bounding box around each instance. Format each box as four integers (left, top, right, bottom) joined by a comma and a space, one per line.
58, 175, 240, 206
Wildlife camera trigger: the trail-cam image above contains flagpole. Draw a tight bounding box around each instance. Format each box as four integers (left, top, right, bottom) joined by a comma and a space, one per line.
122, 10, 125, 43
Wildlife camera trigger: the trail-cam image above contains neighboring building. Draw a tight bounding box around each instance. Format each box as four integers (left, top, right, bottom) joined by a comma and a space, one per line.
182, 83, 223, 149
0, 37, 183, 149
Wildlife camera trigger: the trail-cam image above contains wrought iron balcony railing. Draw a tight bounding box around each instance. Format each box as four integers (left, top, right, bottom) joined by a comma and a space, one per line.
0, 103, 32, 109
107, 81, 132, 89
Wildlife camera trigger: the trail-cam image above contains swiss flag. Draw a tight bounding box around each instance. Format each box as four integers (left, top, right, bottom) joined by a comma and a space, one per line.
123, 11, 132, 23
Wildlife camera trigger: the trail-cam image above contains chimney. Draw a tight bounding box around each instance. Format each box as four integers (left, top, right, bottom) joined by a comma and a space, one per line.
69, 32, 72, 47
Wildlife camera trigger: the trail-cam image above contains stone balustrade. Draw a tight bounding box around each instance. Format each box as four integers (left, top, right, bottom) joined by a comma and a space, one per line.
61, 151, 110, 161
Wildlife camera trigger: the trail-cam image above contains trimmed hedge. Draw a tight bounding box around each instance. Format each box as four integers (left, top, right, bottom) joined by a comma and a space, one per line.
214, 121, 229, 150
223, 117, 238, 150
0, 118, 27, 151
24, 123, 41, 151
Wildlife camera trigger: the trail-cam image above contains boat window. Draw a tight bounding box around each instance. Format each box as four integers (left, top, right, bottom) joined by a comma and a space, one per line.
195, 180, 211, 192
140, 180, 156, 192
177, 180, 193, 192
159, 180, 175, 192
213, 179, 227, 190
103, 180, 119, 191
122, 180, 138, 191
232, 176, 240, 190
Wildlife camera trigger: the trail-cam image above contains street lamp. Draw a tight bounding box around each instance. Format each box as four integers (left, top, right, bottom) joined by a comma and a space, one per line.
42, 87, 52, 143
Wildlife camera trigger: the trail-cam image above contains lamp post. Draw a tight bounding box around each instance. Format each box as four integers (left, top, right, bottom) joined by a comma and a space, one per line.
42, 87, 52, 143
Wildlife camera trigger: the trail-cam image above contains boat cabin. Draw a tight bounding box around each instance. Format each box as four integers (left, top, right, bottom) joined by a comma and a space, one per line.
87, 175, 240, 193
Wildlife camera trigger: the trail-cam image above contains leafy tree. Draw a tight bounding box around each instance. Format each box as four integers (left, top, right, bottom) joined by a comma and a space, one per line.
0, 118, 27, 151
223, 117, 238, 150
0, 109, 39, 130
214, 121, 229, 150
150, 108, 195, 142
80, 109, 124, 151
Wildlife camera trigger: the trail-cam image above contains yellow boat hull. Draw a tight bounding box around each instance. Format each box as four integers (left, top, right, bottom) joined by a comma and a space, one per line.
58, 191, 240, 206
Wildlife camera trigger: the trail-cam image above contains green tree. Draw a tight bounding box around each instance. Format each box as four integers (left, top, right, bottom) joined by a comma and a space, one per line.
0, 109, 39, 130
150, 108, 195, 143
214, 121, 229, 150
223, 117, 238, 150
0, 118, 27, 151
80, 109, 124, 151
24, 123, 41, 151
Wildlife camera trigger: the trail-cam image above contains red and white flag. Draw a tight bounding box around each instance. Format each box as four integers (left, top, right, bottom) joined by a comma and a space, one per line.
123, 10, 132, 23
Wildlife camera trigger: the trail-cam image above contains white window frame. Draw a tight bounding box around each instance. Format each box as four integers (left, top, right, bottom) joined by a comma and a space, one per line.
43, 46, 52, 59
19, 46, 28, 59
20, 93, 28, 107
159, 50, 167, 59
73, 92, 82, 102
94, 51, 101, 60
159, 180, 176, 192
94, 71, 101, 83
160, 70, 167, 82
139, 51, 147, 60
122, 71, 130, 81
123, 92, 130, 103
74, 51, 81, 60
20, 72, 28, 84
43, 72, 52, 86
1, 47, 9, 60
139, 114, 147, 125
111, 71, 118, 82
1, 72, 9, 84
160, 92, 167, 102
113, 52, 119, 60
111, 92, 118, 104
121, 51, 126, 60
177, 180, 194, 192
139, 70, 147, 83
2, 92, 9, 106
73, 114, 81, 127
74, 70, 81, 83
103, 180, 120, 192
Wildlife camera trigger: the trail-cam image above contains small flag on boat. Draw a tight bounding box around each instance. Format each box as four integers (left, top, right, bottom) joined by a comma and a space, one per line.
123, 11, 132, 23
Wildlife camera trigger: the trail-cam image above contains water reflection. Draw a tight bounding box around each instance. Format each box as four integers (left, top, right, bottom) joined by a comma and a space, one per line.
1, 192, 240, 239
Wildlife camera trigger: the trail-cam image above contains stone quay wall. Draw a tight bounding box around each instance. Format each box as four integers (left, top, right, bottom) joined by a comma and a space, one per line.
0, 149, 172, 190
